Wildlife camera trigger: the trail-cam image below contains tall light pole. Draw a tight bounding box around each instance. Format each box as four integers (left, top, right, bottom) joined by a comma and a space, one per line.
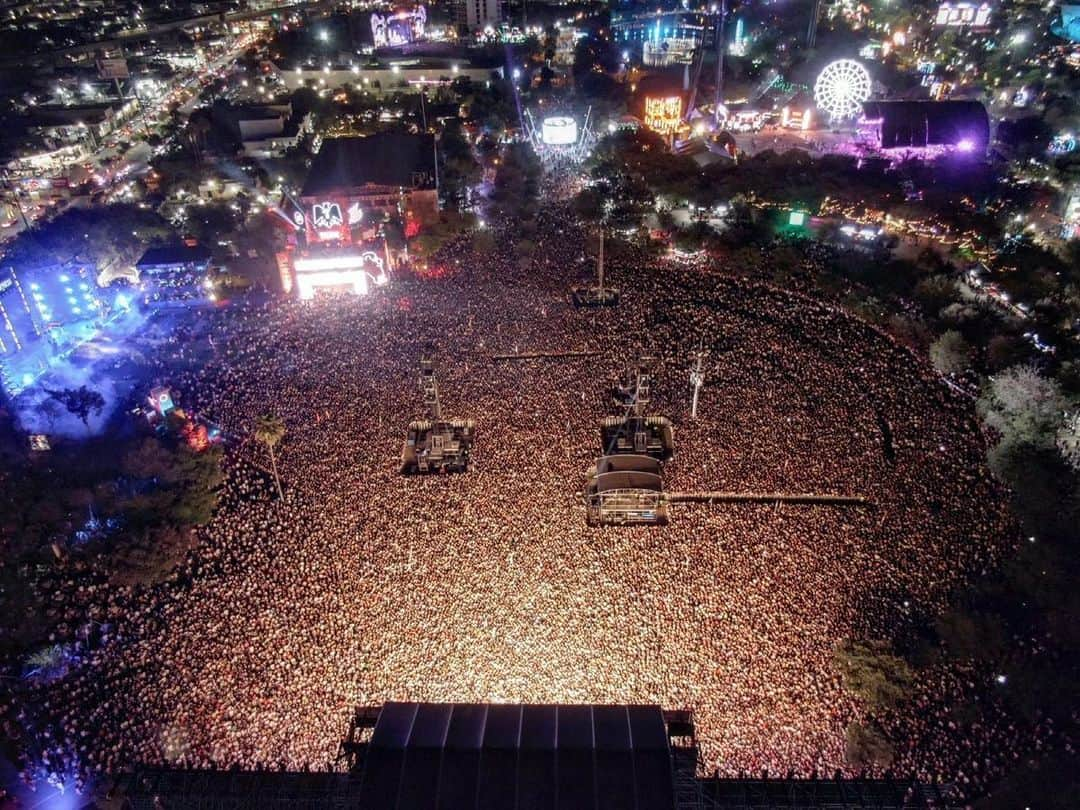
596, 227, 604, 298
807, 0, 822, 48
690, 350, 705, 419
714, 0, 726, 125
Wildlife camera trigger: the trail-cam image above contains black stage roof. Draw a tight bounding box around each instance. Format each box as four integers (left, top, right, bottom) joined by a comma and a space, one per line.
120, 696, 963, 810
861, 100, 989, 150
301, 133, 437, 197
354, 702, 675, 810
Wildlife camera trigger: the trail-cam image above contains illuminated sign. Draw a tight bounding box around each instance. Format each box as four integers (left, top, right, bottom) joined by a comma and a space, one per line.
934, 3, 992, 26
1049, 133, 1077, 154
347, 201, 364, 225
149, 386, 175, 415
643, 96, 683, 135
541, 117, 579, 146
311, 201, 343, 230
730, 111, 763, 131
781, 106, 812, 131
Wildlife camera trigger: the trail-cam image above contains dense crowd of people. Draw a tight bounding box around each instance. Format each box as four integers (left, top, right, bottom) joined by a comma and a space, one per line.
13, 203, 1040, 799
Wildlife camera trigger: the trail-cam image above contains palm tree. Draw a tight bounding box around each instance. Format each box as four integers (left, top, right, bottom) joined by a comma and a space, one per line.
253, 414, 286, 500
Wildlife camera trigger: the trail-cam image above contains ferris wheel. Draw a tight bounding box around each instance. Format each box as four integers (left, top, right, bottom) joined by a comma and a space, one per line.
814, 59, 872, 123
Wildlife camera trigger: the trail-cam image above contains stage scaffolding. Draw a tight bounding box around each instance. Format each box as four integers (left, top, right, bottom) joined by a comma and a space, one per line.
119, 704, 962, 810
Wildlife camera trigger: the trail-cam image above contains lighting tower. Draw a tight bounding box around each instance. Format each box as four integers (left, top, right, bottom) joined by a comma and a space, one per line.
597, 227, 605, 298
685, 1, 728, 125
690, 351, 705, 419
807, 0, 822, 48
570, 228, 619, 307
713, 0, 727, 125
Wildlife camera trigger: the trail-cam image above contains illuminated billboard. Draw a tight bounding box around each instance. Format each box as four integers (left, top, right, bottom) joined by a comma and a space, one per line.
371, 6, 427, 48
541, 117, 579, 146
934, 3, 992, 26
781, 106, 812, 131
1049, 133, 1077, 155
293, 252, 388, 300
643, 96, 683, 135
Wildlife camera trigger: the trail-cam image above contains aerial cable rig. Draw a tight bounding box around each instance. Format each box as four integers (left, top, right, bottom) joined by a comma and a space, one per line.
400, 352, 475, 474
582, 355, 868, 526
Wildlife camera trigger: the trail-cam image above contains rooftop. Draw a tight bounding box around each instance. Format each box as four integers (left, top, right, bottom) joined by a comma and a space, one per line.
301, 133, 437, 196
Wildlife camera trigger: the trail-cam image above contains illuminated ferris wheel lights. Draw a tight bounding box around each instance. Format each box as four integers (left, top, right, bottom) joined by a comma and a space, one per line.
814, 59, 872, 122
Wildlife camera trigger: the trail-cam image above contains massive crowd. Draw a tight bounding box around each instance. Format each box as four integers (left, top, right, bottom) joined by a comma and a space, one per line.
14, 204, 1036, 798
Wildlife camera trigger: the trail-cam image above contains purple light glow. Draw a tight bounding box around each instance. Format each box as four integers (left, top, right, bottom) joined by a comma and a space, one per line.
957, 138, 975, 152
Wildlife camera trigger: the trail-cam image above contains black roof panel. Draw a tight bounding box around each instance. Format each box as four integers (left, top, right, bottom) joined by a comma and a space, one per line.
301, 133, 437, 196
355, 703, 673, 810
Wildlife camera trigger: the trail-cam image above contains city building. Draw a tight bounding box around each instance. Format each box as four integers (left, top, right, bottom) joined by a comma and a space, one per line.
612, 10, 712, 56
212, 102, 313, 158
275, 62, 497, 95
26, 99, 140, 149
553, 27, 581, 66
300, 132, 440, 233
454, 0, 502, 31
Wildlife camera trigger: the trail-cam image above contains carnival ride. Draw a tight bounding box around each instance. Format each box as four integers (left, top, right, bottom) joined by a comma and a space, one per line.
814, 59, 872, 123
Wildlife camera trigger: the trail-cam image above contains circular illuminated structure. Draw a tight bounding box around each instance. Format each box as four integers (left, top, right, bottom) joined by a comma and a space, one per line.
541, 116, 579, 146
814, 59, 872, 122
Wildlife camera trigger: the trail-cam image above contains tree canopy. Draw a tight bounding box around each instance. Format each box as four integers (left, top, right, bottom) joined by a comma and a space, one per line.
2, 204, 172, 277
